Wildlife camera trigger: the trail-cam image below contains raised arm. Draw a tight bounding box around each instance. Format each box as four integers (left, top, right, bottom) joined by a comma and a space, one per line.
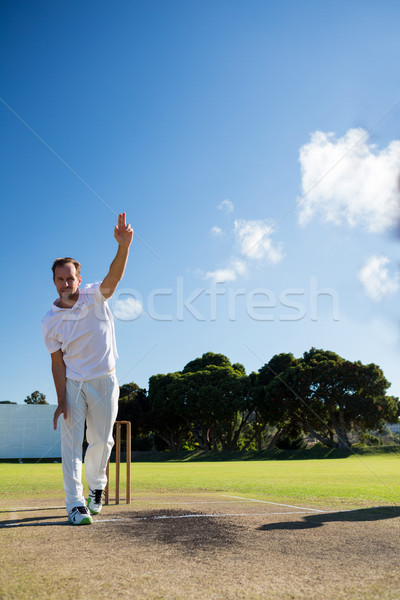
100, 212, 134, 299
51, 349, 67, 430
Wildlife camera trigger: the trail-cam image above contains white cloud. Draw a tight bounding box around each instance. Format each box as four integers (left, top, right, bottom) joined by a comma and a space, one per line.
113, 297, 143, 320
205, 259, 247, 283
210, 225, 223, 236
218, 199, 234, 213
357, 255, 399, 301
204, 219, 283, 282
234, 219, 284, 263
298, 128, 400, 232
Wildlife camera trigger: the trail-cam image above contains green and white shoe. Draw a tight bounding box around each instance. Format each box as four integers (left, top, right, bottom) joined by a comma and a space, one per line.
87, 489, 104, 515
68, 506, 93, 525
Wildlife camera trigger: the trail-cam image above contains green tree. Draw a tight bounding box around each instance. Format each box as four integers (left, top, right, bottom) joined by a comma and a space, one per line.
182, 352, 232, 373
146, 353, 252, 452
180, 353, 251, 451
24, 391, 48, 404
251, 353, 300, 449
147, 372, 190, 451
264, 348, 400, 449
118, 382, 152, 449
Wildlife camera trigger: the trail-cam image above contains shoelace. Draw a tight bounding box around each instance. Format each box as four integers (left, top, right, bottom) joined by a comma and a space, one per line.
73, 506, 88, 515
93, 489, 103, 504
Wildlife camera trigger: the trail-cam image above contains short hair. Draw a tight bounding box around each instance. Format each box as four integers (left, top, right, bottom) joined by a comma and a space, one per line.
52, 257, 81, 278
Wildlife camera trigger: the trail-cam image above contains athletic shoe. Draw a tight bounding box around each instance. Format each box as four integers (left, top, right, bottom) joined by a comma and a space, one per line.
87, 489, 104, 515
68, 506, 93, 526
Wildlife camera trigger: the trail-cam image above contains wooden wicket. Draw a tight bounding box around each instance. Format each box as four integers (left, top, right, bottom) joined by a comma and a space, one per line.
104, 420, 131, 505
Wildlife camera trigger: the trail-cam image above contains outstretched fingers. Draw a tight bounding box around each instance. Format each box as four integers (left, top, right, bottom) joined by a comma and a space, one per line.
117, 212, 127, 230
117, 212, 133, 233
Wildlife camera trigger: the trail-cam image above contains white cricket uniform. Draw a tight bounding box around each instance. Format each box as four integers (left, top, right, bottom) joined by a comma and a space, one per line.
42, 283, 120, 513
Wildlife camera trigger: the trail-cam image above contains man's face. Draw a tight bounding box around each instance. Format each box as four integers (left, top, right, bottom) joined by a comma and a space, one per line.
53, 263, 81, 301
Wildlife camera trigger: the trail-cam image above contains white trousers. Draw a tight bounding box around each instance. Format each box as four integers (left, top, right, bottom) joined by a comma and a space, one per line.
60, 372, 119, 513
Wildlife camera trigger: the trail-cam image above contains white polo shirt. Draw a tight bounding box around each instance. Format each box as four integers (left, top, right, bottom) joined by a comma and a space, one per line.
41, 282, 118, 381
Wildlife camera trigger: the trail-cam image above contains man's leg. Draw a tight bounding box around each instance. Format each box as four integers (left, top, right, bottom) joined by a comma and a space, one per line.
84, 372, 119, 493
60, 379, 87, 514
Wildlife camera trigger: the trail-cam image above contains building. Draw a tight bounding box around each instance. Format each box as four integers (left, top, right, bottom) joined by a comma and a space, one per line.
386, 422, 400, 435
0, 404, 61, 459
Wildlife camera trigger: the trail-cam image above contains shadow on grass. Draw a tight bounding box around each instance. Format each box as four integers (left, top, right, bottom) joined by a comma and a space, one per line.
129, 445, 400, 462
2, 446, 400, 464
0, 514, 68, 528
258, 506, 400, 531
0, 506, 64, 514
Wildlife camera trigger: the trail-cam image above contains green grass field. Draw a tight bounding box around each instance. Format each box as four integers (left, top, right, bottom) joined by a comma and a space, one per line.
1, 452, 400, 505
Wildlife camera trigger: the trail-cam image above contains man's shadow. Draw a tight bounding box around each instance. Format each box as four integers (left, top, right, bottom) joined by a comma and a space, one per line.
0, 509, 68, 529
258, 506, 400, 531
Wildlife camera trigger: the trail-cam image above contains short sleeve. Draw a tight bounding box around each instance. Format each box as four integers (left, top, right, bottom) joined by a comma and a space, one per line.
41, 322, 62, 354
83, 282, 107, 304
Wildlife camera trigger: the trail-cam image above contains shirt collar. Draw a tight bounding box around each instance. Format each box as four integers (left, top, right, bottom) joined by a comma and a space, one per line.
52, 290, 83, 311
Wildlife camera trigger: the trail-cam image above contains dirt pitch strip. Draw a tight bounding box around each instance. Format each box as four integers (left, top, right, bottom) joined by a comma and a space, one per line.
1, 493, 400, 600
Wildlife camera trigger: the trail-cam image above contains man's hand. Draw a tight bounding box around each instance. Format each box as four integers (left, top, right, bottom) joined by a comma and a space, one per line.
51, 350, 67, 430
114, 212, 134, 248
101, 212, 134, 299
53, 401, 67, 430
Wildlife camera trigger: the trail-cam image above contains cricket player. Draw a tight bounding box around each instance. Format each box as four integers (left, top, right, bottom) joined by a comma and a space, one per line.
41, 213, 133, 525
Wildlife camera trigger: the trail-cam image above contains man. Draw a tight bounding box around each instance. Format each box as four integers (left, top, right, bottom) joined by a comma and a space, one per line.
41, 213, 134, 525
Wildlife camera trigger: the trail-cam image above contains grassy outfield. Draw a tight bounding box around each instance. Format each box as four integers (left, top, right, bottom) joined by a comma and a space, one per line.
1, 452, 400, 505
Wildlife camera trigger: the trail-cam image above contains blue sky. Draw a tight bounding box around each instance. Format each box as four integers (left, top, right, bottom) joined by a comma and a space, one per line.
1, 0, 399, 405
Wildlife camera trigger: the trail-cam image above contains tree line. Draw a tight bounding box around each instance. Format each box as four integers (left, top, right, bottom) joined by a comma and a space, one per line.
117, 348, 400, 452
0, 391, 48, 405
